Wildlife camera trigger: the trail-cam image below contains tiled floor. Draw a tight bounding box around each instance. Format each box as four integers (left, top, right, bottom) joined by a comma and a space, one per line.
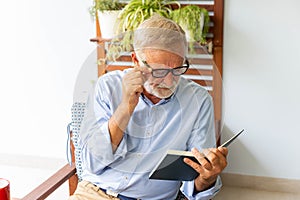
214, 186, 300, 200
0, 164, 69, 199
0, 155, 69, 200
1, 159, 299, 200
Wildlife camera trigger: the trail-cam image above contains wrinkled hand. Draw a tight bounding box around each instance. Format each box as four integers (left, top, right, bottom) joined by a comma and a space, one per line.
184, 147, 228, 192
121, 68, 148, 114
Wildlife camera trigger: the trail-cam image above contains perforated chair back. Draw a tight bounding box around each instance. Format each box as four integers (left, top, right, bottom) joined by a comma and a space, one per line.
67, 102, 86, 181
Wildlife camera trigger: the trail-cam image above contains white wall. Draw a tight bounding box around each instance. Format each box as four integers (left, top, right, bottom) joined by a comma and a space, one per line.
0, 0, 96, 160
222, 0, 300, 180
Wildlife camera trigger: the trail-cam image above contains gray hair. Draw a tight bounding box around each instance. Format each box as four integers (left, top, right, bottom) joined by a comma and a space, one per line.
133, 14, 188, 59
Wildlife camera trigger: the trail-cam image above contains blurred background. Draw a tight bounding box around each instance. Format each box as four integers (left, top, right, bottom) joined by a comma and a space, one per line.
0, 0, 299, 199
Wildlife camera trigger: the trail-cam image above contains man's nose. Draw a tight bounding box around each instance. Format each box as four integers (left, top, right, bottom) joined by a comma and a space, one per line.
162, 71, 175, 86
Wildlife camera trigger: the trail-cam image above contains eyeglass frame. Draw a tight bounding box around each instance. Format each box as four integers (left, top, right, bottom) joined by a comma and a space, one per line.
141, 58, 190, 78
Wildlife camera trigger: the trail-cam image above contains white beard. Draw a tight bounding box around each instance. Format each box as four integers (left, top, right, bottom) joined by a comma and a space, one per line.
143, 79, 179, 99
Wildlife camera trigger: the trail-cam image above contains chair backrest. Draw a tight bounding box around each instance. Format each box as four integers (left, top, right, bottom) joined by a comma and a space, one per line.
69, 102, 86, 181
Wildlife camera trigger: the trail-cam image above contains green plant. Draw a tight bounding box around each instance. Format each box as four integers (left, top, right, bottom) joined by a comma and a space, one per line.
90, 0, 125, 16
118, 0, 178, 32
107, 1, 210, 61
171, 5, 210, 44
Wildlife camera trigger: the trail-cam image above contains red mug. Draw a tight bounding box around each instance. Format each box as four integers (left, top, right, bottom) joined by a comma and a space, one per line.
0, 178, 10, 200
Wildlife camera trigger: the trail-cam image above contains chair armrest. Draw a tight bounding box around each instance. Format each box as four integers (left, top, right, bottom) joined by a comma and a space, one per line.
21, 163, 76, 200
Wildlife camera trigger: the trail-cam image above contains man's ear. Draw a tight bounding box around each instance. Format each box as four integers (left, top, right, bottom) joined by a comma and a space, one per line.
131, 52, 139, 66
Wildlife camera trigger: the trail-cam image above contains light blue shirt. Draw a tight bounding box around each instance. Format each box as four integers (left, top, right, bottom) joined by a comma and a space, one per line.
79, 69, 222, 200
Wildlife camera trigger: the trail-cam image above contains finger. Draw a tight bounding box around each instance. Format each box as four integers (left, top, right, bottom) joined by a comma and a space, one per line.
209, 147, 227, 159
137, 66, 152, 73
132, 71, 147, 84
123, 73, 145, 86
218, 147, 228, 156
207, 148, 228, 169
192, 148, 212, 170
126, 70, 144, 80
127, 84, 143, 95
135, 67, 151, 82
134, 85, 144, 94
202, 149, 220, 166
129, 77, 145, 86
183, 157, 204, 174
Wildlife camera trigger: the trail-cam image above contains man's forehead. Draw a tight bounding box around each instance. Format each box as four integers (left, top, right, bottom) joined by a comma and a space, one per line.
143, 49, 183, 61
133, 27, 187, 59
142, 51, 184, 67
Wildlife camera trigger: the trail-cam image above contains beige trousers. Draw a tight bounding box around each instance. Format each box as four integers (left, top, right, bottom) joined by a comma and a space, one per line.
68, 180, 120, 200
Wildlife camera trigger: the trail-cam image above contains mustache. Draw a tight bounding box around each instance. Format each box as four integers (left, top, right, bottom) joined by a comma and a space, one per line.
156, 83, 176, 89
152, 80, 178, 89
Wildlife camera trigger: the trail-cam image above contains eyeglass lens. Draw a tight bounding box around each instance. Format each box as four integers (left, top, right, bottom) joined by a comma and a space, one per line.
143, 60, 189, 78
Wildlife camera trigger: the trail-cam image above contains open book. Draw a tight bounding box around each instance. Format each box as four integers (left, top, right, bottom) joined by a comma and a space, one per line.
149, 149, 199, 181
149, 129, 244, 181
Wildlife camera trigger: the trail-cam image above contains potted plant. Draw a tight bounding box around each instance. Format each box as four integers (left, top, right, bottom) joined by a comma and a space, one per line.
171, 5, 210, 45
118, 0, 178, 32
107, 1, 210, 60
90, 0, 125, 39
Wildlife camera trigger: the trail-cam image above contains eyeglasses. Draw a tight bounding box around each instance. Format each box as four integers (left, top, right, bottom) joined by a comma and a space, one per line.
142, 59, 189, 78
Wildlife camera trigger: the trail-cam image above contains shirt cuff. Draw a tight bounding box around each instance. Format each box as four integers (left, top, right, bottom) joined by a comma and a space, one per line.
100, 121, 127, 159
180, 176, 222, 200
113, 133, 127, 158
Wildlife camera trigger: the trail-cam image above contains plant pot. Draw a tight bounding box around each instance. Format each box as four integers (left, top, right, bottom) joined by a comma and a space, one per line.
98, 10, 121, 39
182, 12, 205, 42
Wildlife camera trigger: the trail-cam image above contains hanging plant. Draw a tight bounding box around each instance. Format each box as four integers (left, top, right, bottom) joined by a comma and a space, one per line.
171, 5, 210, 45
118, 0, 178, 32
90, 0, 125, 15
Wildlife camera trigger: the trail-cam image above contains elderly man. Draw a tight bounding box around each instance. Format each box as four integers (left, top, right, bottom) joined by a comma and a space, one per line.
69, 14, 227, 200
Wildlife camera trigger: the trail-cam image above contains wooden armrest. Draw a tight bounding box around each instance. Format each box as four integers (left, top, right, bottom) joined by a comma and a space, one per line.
21, 163, 76, 200
90, 37, 111, 43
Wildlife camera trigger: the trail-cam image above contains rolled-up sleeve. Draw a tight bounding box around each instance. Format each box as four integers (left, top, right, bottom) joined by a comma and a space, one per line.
181, 176, 222, 200
187, 94, 216, 150
79, 74, 127, 173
